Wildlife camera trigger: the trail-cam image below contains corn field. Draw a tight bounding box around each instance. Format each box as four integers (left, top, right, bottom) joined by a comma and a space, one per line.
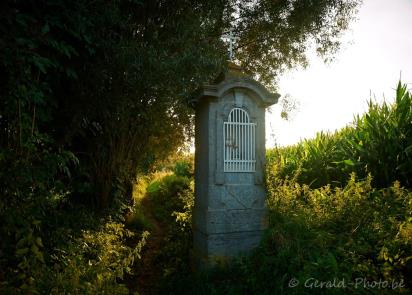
267, 81, 412, 189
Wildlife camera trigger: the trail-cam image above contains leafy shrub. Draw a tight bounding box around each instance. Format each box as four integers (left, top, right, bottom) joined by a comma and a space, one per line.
152, 153, 194, 178
159, 175, 411, 294
264, 174, 412, 292
146, 174, 191, 222
125, 176, 153, 231
0, 196, 148, 294
160, 180, 194, 274
133, 176, 151, 203
131, 168, 195, 293
39, 221, 149, 294
173, 160, 194, 178
125, 207, 153, 232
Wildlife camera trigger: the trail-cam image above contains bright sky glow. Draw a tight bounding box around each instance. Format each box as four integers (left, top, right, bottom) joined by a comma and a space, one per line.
266, 0, 412, 147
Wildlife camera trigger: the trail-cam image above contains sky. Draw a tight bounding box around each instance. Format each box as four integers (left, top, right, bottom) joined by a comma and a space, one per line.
266, 0, 412, 147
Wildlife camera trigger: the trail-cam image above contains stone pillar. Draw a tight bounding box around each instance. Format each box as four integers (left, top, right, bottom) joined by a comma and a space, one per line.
192, 63, 280, 268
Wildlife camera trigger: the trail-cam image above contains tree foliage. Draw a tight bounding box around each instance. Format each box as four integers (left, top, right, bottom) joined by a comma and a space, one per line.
233, 0, 361, 85
0, 0, 361, 206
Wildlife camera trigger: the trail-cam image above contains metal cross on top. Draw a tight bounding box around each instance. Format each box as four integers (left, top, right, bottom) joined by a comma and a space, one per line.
223, 29, 239, 61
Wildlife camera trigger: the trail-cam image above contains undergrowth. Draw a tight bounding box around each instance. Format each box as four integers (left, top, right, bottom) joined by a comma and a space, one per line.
151, 82, 412, 294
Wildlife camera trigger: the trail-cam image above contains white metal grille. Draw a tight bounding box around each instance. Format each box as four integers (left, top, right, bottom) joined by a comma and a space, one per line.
223, 108, 256, 172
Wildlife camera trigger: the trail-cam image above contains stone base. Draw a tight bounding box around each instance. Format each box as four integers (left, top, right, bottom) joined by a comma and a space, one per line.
193, 229, 264, 269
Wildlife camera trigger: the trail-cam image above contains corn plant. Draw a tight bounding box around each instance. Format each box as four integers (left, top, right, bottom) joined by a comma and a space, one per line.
349, 81, 412, 188
268, 81, 412, 189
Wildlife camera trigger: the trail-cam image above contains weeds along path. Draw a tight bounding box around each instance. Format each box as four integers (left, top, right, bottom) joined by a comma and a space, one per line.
129, 196, 166, 295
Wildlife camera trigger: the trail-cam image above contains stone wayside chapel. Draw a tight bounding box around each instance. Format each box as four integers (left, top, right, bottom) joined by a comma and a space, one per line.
192, 63, 280, 268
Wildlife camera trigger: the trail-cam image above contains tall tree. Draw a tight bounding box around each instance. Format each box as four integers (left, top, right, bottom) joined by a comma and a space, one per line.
0, 0, 362, 207
231, 0, 361, 85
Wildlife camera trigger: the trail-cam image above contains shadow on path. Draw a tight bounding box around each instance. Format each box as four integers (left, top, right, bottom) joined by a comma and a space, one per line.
125, 197, 166, 295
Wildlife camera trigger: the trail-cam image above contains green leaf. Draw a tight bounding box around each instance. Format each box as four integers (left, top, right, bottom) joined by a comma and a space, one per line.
343, 159, 355, 166
42, 23, 50, 34
36, 237, 43, 247
35, 252, 45, 263
16, 248, 29, 256
65, 68, 78, 79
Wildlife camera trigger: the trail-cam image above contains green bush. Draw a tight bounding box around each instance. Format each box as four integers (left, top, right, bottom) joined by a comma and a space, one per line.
131, 168, 195, 293
159, 175, 411, 294
38, 221, 149, 294
173, 160, 194, 178
0, 195, 148, 294
125, 206, 153, 231
263, 174, 412, 293
146, 174, 191, 222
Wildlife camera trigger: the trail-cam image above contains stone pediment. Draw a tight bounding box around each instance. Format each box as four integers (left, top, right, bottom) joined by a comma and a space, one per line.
191, 63, 280, 108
